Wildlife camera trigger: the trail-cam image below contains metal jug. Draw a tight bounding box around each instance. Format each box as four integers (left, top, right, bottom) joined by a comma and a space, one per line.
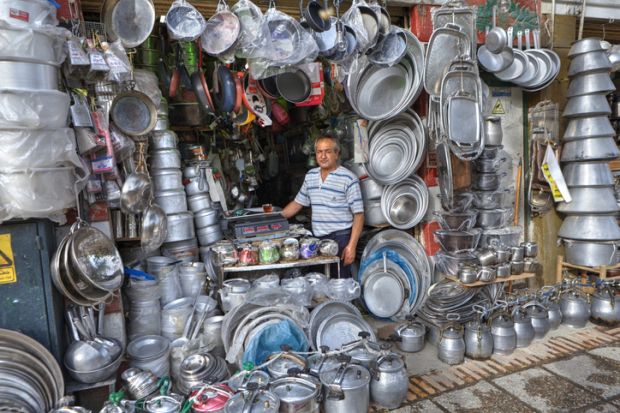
590, 285, 620, 325
560, 289, 591, 328
491, 311, 516, 355
547, 300, 562, 330
525, 302, 550, 339
370, 353, 408, 410
438, 322, 465, 365
219, 278, 251, 313
464, 307, 493, 360
512, 306, 535, 348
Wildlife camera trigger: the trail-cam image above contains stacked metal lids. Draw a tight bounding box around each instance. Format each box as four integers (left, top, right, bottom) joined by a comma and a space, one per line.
176, 352, 230, 395
344, 31, 424, 121
417, 279, 480, 325
307, 300, 376, 350
0, 328, 64, 412
357, 229, 432, 320
557, 38, 620, 267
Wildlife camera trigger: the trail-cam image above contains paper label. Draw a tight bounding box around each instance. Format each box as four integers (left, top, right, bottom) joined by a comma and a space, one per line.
542, 145, 571, 203
0, 234, 16, 285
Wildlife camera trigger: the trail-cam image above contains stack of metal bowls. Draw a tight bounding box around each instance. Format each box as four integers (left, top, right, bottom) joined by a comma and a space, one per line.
125, 278, 162, 340
184, 163, 223, 252
127, 335, 171, 378
175, 352, 230, 394
0, 328, 64, 412
150, 127, 197, 258
121, 368, 159, 400
557, 38, 620, 267
0, 7, 81, 221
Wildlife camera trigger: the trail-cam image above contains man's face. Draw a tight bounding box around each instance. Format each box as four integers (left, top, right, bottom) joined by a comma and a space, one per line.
315, 139, 339, 170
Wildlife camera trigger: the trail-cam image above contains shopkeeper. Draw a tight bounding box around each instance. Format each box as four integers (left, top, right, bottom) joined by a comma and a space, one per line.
281, 136, 364, 277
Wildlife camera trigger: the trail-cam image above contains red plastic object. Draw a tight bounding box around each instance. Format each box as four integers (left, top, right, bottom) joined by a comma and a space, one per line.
420, 221, 441, 257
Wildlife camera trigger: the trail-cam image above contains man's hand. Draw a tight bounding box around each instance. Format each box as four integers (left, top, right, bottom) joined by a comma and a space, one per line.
342, 243, 356, 266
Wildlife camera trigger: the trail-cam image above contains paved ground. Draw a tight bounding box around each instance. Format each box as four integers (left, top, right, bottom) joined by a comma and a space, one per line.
390, 344, 620, 413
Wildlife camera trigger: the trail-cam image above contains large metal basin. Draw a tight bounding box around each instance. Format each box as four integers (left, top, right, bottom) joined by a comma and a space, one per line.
557, 186, 620, 214
562, 161, 614, 187
563, 116, 616, 141
561, 137, 619, 162
434, 229, 482, 253
559, 215, 620, 241
561, 239, 619, 267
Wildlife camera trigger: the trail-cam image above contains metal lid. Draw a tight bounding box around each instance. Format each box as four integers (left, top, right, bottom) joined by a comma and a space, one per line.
271, 376, 319, 403
145, 395, 181, 413
224, 389, 280, 413
347, 341, 380, 363
320, 364, 371, 391
376, 353, 405, 373
190, 385, 232, 412
267, 356, 305, 378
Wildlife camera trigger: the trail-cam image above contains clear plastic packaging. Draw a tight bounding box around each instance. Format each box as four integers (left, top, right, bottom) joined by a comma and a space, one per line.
281, 277, 312, 307
434, 250, 478, 277
231, 0, 265, 58
259, 240, 280, 264
133, 69, 163, 108
161, 306, 193, 340
166, 0, 207, 41
128, 302, 162, 341
158, 266, 182, 307
342, 3, 370, 53
319, 239, 339, 257
479, 226, 523, 249
0, 25, 68, 65
0, 89, 69, 129
0, 165, 88, 223
299, 237, 319, 259
0, 128, 80, 169
324, 278, 361, 301
280, 238, 300, 261
103, 40, 132, 83
0, 0, 58, 29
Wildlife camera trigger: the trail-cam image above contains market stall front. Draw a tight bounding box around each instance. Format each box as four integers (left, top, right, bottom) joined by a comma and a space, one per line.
0, 0, 619, 412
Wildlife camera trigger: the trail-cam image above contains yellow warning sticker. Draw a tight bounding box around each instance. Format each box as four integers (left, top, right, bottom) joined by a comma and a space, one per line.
541, 163, 564, 201
0, 234, 16, 284
491, 99, 506, 115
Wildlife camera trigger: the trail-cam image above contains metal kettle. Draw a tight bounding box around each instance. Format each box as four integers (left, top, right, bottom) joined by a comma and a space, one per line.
525, 302, 550, 339
590, 284, 620, 326
560, 289, 591, 328
370, 352, 408, 410
437, 318, 465, 365
490, 310, 516, 355
464, 305, 493, 360
512, 306, 535, 348
394, 316, 426, 353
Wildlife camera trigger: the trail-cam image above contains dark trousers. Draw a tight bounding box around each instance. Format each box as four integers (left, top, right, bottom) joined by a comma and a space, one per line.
321, 229, 352, 278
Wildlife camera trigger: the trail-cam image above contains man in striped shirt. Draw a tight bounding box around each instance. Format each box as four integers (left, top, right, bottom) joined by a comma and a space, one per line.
282, 136, 364, 277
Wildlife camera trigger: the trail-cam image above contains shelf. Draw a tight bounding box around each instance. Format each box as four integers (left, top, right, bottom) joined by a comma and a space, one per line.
556, 254, 620, 282
446, 272, 535, 287
221, 256, 340, 273
609, 160, 620, 172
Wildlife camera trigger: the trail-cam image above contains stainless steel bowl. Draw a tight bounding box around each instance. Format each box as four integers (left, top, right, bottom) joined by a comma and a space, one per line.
434, 229, 482, 253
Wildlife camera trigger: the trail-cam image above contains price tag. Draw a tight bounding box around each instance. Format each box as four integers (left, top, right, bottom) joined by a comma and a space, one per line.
92, 155, 115, 173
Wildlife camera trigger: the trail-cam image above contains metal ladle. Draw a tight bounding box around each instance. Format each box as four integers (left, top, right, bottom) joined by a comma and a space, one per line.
63, 310, 111, 372
120, 142, 152, 214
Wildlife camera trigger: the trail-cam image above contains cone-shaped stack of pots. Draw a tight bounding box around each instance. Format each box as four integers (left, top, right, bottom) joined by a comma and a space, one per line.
557, 38, 620, 267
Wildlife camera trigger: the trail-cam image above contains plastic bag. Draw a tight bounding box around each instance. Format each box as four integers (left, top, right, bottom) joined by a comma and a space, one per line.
0, 89, 69, 129
0, 128, 81, 170
0, 165, 89, 224
231, 0, 267, 59
342, 5, 370, 53
0, 26, 68, 66
104, 40, 132, 83
0, 0, 58, 29
242, 319, 309, 366
166, 0, 207, 41
133, 69, 162, 108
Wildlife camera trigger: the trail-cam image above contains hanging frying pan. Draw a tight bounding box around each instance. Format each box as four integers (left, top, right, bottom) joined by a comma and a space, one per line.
233, 72, 243, 113
102, 0, 155, 48
276, 69, 312, 103
258, 76, 280, 99
301, 0, 331, 32
213, 65, 237, 113
370, 0, 390, 41
192, 41, 214, 115
202, 0, 241, 57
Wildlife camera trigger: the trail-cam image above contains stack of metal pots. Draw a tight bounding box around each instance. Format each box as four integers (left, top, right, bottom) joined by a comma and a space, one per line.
184, 162, 223, 255
150, 117, 198, 262
557, 38, 620, 267
0, 8, 85, 222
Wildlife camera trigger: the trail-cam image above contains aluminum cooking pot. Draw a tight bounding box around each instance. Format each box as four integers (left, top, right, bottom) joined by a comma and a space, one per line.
224, 386, 279, 413
320, 362, 370, 413
270, 374, 321, 413
395, 318, 425, 353
458, 263, 479, 284
562, 93, 612, 118
512, 307, 535, 348
525, 302, 550, 339
560, 137, 619, 162
490, 312, 516, 355
150, 130, 178, 149
476, 208, 510, 229
438, 322, 465, 365
563, 116, 615, 140
188, 193, 212, 213
557, 186, 620, 214
370, 353, 408, 410
197, 225, 222, 246
165, 212, 195, 243
152, 169, 183, 192
483, 116, 503, 146
560, 239, 618, 267
360, 177, 383, 201
567, 50, 612, 77
154, 189, 188, 215
562, 161, 614, 187
473, 172, 505, 191
567, 72, 616, 97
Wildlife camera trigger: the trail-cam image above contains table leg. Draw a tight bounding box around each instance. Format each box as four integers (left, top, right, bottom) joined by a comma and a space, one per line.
325, 263, 330, 278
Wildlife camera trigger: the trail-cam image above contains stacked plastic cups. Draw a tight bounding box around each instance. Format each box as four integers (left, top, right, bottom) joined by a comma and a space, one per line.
557, 38, 620, 267
150, 110, 198, 262
184, 163, 223, 261
0, 5, 86, 222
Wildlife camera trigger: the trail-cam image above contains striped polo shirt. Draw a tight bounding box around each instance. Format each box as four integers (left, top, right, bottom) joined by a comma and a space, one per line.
295, 165, 364, 237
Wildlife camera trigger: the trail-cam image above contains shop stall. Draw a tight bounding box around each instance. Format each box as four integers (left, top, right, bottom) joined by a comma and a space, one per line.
0, 0, 618, 412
